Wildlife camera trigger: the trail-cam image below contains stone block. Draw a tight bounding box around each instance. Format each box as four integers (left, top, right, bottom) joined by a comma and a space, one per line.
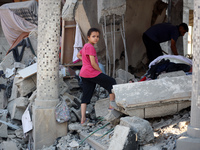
0, 141, 18, 150
125, 108, 145, 118
177, 100, 191, 112
62, 0, 78, 21
176, 136, 200, 150
145, 103, 177, 118
15, 75, 36, 97
0, 45, 7, 62
113, 76, 192, 108
95, 98, 109, 117
158, 70, 186, 79
33, 106, 68, 150
120, 116, 154, 144
97, 0, 126, 24
108, 125, 138, 150
7, 97, 28, 120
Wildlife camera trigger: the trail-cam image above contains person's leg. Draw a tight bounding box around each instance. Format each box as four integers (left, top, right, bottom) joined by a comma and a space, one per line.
89, 73, 117, 109
81, 78, 96, 124
81, 103, 87, 124
143, 33, 163, 63
109, 93, 115, 109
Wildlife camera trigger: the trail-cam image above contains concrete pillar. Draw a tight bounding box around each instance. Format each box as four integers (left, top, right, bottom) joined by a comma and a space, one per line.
33, 0, 67, 149
177, 0, 200, 149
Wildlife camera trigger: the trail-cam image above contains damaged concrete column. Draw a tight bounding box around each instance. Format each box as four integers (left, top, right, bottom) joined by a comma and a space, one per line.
177, 1, 200, 149
33, 0, 67, 149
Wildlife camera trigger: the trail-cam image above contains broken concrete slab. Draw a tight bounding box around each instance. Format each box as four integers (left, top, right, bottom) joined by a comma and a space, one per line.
97, 0, 126, 24
95, 98, 109, 117
0, 141, 18, 150
62, 0, 78, 21
113, 75, 192, 118
104, 109, 122, 122
120, 116, 154, 145
108, 125, 138, 150
17, 63, 37, 79
15, 74, 36, 97
7, 97, 28, 120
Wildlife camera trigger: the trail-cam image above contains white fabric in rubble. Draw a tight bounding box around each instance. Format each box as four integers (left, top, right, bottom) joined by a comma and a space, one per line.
0, 8, 37, 46
72, 23, 83, 62
149, 55, 192, 68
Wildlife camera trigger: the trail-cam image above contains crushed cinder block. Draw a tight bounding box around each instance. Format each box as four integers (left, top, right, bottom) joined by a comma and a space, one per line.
7, 97, 28, 120
158, 70, 186, 79
0, 141, 18, 150
108, 125, 138, 150
15, 74, 36, 97
120, 116, 154, 145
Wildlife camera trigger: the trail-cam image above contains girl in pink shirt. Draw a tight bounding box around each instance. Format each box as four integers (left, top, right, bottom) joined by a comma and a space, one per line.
77, 28, 116, 125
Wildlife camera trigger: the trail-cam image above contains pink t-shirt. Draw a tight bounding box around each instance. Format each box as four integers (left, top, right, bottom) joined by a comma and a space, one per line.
79, 43, 101, 78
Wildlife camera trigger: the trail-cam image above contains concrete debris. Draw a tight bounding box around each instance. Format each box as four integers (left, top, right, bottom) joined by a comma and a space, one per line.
108, 125, 138, 150
113, 75, 192, 118
62, 0, 78, 21
116, 68, 137, 83
69, 140, 79, 148
15, 75, 36, 97
120, 116, 154, 145
0, 141, 18, 150
98, 0, 126, 24
0, 1, 193, 149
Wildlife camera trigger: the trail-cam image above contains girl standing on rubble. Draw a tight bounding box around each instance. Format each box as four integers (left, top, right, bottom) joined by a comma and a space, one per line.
77, 28, 117, 125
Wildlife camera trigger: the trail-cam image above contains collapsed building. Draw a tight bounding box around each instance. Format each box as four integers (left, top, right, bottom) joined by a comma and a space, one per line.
0, 0, 199, 150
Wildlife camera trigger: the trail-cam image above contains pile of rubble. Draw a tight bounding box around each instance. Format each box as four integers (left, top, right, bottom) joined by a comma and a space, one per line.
0, 30, 192, 150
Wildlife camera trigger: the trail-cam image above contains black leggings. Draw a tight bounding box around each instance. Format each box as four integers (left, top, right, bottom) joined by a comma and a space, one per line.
81, 73, 116, 104
142, 33, 163, 63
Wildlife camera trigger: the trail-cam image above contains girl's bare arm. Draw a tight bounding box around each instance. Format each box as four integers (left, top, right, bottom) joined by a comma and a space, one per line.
77, 52, 82, 60
89, 55, 102, 73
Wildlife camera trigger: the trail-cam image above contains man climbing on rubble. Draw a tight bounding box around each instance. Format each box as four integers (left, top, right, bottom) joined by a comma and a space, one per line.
142, 22, 188, 63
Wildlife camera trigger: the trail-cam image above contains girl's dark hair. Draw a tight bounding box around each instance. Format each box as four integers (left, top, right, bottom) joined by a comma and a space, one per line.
87, 28, 100, 37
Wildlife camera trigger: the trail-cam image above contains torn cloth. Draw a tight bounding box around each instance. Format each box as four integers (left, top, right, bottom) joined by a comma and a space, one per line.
72, 23, 83, 63
0, 9, 37, 46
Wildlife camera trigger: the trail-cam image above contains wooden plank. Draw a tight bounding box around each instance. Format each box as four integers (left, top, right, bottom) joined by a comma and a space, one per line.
61, 19, 65, 64
17, 63, 37, 79
61, 20, 76, 65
